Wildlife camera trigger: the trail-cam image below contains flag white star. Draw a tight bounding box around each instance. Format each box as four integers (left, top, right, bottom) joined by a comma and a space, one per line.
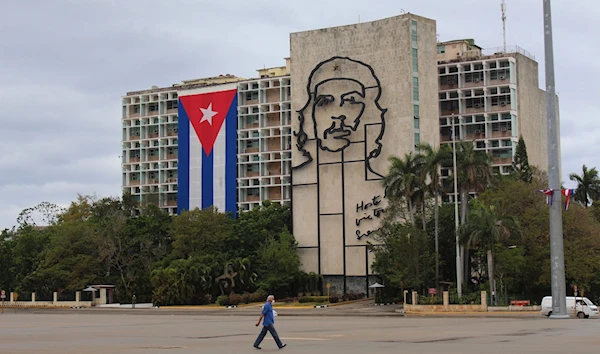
199, 102, 218, 125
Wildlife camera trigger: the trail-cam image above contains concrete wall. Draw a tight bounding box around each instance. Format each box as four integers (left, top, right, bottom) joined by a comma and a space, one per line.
515, 53, 551, 174
290, 13, 438, 293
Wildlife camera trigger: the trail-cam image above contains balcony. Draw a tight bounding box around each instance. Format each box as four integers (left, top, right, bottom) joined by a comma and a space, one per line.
244, 147, 259, 154
166, 177, 178, 183
493, 157, 513, 165
149, 133, 159, 138
247, 195, 260, 202
130, 157, 140, 163
129, 180, 140, 186
148, 179, 159, 184
491, 129, 512, 138
162, 200, 177, 207
167, 154, 177, 160
246, 171, 260, 177
129, 135, 140, 140
167, 108, 177, 114
167, 131, 177, 137
148, 156, 159, 161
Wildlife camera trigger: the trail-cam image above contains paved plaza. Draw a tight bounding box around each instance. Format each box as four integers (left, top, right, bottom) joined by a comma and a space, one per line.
1, 309, 599, 353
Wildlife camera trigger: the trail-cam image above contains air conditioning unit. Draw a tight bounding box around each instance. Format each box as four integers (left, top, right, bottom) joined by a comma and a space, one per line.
499, 101, 507, 106
474, 103, 482, 108
501, 127, 508, 131
474, 77, 480, 82
499, 75, 506, 80
475, 129, 482, 133
447, 80, 456, 85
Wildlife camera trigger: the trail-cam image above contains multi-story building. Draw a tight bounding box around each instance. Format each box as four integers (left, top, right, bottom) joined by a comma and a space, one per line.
121, 75, 244, 214
237, 61, 293, 212
436, 39, 550, 199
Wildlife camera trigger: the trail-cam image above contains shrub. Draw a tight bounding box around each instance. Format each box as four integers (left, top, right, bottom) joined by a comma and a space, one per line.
299, 296, 329, 303
216, 295, 229, 306
198, 294, 213, 305
330, 296, 339, 303
250, 289, 267, 303
241, 293, 251, 304
228, 293, 242, 306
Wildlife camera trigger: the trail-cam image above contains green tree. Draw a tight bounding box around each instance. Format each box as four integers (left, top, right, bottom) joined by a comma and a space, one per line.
512, 136, 533, 183
459, 201, 519, 305
569, 164, 600, 208
383, 152, 424, 226
256, 228, 301, 297
418, 142, 452, 289
170, 207, 232, 259
452, 141, 493, 283
370, 220, 434, 293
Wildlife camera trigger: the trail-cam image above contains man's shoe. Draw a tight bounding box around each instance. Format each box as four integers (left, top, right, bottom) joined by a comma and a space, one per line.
279, 344, 287, 349
253, 345, 261, 349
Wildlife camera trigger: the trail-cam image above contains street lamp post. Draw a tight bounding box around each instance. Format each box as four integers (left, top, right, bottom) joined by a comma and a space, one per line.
543, 0, 568, 319
451, 115, 462, 298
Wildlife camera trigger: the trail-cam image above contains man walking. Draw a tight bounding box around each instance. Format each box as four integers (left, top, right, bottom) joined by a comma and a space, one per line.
254, 295, 286, 350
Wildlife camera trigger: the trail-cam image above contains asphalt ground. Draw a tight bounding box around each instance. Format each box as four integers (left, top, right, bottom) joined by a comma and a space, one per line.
1, 308, 599, 353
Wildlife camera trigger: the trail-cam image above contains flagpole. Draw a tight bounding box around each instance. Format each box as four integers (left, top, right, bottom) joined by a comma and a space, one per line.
452, 115, 462, 298
543, 0, 568, 319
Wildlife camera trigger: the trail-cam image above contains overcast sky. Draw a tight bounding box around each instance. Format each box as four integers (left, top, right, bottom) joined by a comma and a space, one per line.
1, 0, 598, 230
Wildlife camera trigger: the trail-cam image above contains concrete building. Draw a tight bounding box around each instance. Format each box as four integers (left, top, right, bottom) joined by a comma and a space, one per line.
237, 61, 292, 212
289, 13, 438, 295
121, 75, 244, 214
436, 39, 552, 199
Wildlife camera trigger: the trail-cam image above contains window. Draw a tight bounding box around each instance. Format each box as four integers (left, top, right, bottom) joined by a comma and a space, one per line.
490, 69, 510, 80
412, 48, 418, 72
464, 72, 483, 83
437, 45, 446, 54
414, 133, 420, 145
413, 117, 420, 129
246, 164, 259, 172
247, 188, 259, 196
413, 77, 419, 101
166, 101, 178, 110
465, 98, 485, 108
413, 104, 420, 117
246, 115, 258, 125
245, 91, 259, 101
148, 103, 158, 112
491, 95, 511, 106
246, 140, 259, 148
440, 75, 458, 85
133, 105, 140, 113
501, 113, 512, 120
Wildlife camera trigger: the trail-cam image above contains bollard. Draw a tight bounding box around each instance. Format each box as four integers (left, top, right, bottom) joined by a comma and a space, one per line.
132, 294, 136, 309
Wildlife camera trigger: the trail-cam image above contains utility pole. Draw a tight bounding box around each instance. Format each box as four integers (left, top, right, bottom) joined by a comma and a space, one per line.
451, 116, 462, 298
543, 0, 568, 319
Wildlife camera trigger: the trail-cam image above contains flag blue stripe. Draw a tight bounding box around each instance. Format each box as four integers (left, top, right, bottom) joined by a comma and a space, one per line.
225, 95, 238, 216
177, 100, 190, 214
202, 149, 213, 209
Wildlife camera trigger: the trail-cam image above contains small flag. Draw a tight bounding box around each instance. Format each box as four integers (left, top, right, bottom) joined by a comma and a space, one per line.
538, 189, 554, 206
562, 189, 575, 210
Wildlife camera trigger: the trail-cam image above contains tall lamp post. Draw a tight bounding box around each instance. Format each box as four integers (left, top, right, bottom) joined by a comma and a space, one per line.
451, 115, 462, 298
543, 0, 568, 318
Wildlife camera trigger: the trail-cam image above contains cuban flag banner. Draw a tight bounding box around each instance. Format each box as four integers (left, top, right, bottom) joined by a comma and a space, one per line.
562, 188, 575, 211
538, 189, 554, 206
177, 84, 238, 215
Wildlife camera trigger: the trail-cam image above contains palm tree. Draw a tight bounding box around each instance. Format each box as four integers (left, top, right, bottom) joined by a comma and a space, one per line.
417, 143, 452, 289
460, 202, 519, 305
453, 141, 493, 283
569, 165, 600, 208
383, 152, 424, 226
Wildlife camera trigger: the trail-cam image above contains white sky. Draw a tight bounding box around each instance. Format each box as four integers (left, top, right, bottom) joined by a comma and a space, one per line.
1, 0, 598, 229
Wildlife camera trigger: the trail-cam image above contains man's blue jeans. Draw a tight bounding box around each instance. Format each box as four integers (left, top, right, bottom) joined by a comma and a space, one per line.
254, 324, 283, 348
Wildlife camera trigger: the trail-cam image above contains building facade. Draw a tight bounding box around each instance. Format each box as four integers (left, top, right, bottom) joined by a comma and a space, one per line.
289, 13, 438, 295
437, 39, 551, 199
237, 62, 292, 212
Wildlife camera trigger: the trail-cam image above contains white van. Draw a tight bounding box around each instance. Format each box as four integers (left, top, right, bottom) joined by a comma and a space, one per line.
540, 296, 599, 318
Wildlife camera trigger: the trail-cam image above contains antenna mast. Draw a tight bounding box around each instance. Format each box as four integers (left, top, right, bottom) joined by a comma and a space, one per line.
501, 0, 507, 52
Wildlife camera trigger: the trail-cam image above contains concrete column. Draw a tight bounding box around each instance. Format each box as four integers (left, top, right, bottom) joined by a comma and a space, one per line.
10, 292, 14, 303
412, 291, 418, 305
32, 292, 36, 303
53, 292, 58, 304
403, 290, 408, 304
443, 291, 449, 306
481, 291, 487, 310
76, 291, 81, 304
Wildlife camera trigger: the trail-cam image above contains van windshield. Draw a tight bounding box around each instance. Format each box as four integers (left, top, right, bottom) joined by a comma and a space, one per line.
584, 298, 595, 306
